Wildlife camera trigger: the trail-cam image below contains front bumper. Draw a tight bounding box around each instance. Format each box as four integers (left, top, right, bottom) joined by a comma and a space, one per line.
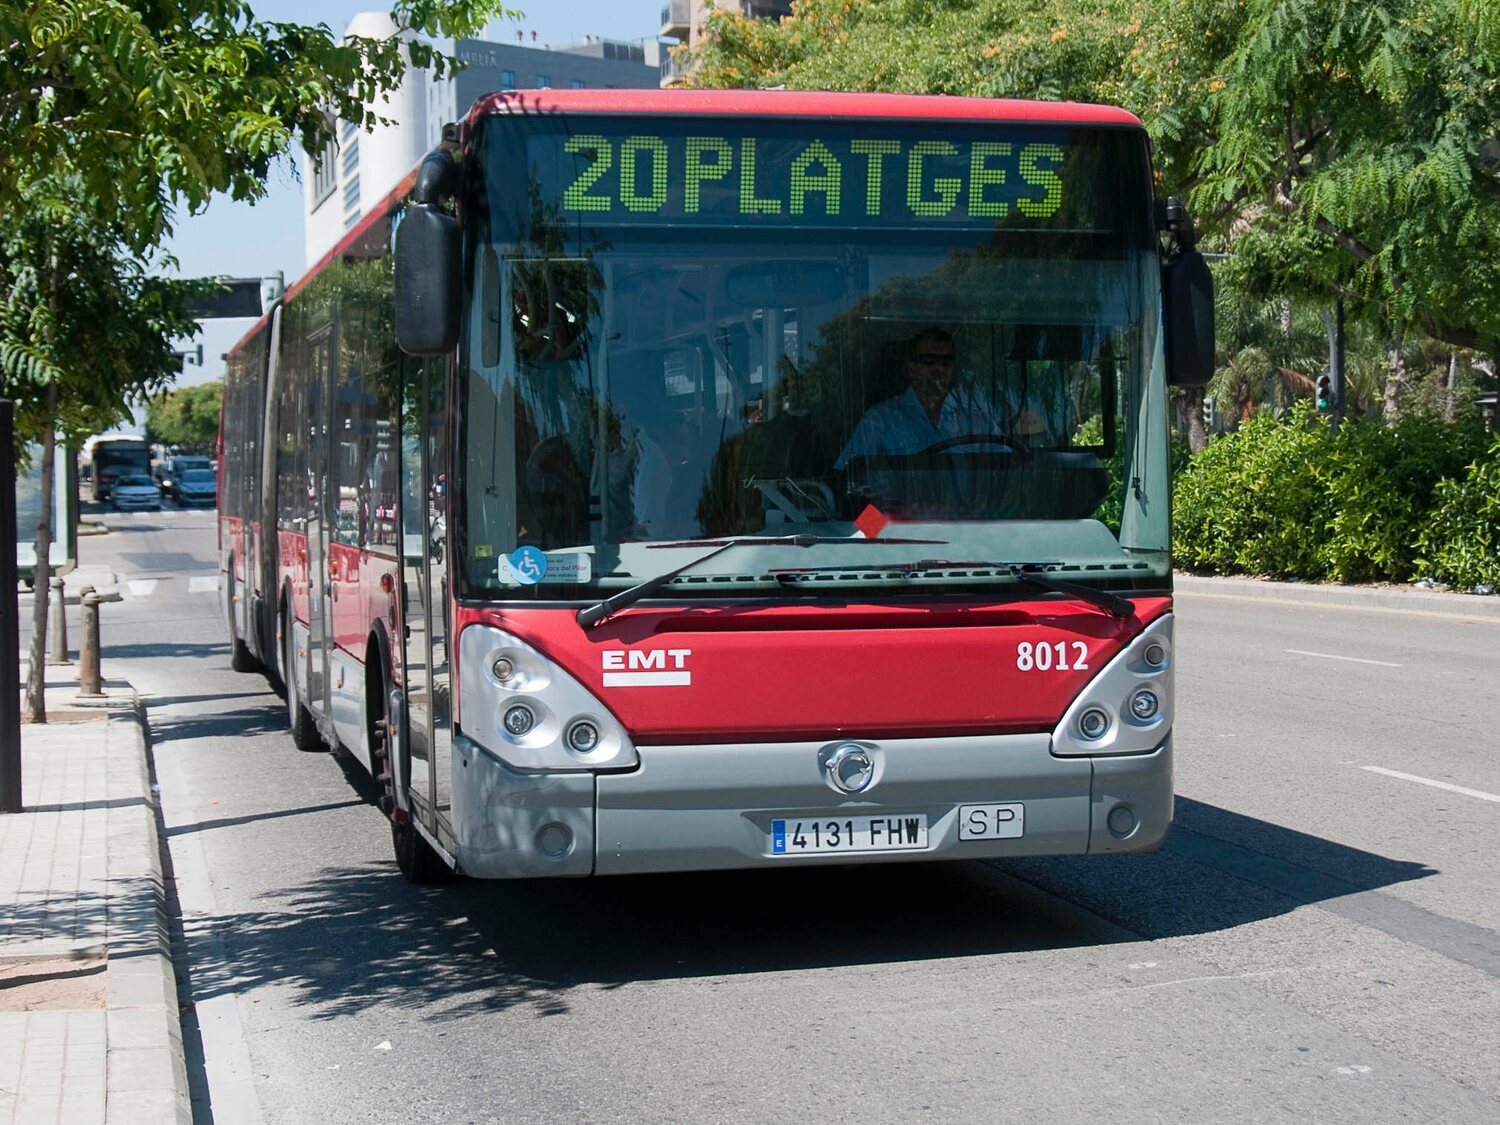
450, 731, 1172, 879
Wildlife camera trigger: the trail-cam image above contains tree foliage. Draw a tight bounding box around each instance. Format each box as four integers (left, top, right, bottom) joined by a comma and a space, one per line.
0, 179, 205, 451
2, 0, 513, 251
690, 0, 1500, 399
1197, 0, 1500, 355
147, 380, 223, 452
2, 0, 513, 721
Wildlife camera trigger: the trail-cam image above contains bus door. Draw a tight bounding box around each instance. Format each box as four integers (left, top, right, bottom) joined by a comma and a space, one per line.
397, 356, 455, 850
303, 321, 336, 725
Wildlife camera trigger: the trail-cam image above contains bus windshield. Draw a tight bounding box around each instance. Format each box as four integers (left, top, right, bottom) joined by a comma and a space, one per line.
459, 114, 1170, 601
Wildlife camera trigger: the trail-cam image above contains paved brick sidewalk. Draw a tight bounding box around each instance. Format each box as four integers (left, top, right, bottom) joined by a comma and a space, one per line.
0, 675, 189, 1125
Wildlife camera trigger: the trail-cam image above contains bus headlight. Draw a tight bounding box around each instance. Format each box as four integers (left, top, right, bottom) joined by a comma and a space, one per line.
459, 624, 637, 772
503, 705, 535, 736
1078, 707, 1110, 740
1052, 615, 1173, 757
1130, 690, 1159, 721
565, 720, 600, 753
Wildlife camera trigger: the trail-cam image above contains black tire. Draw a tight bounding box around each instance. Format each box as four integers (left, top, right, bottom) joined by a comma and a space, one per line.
391, 817, 448, 884
373, 670, 447, 884
282, 606, 325, 753
227, 579, 260, 673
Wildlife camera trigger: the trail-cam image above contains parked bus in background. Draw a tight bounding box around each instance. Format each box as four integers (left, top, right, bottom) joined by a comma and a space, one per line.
219, 90, 1214, 883
86, 435, 150, 502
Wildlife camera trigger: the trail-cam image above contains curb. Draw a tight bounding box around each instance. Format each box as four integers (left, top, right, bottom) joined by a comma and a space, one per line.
1173, 573, 1500, 620
105, 696, 192, 1125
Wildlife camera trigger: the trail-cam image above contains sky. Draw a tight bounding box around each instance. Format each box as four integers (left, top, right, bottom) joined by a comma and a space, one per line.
163, 1, 666, 388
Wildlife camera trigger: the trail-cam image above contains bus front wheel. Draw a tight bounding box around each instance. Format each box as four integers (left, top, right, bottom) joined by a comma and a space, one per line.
373, 674, 447, 884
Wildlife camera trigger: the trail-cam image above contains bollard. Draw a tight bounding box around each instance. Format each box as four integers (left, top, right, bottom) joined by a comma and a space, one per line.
48, 577, 68, 664
78, 587, 103, 697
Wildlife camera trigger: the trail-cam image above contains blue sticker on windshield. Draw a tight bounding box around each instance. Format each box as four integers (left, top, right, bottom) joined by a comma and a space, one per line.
508, 546, 547, 585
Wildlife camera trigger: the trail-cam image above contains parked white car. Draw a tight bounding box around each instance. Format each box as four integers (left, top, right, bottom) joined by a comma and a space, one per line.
111, 472, 162, 511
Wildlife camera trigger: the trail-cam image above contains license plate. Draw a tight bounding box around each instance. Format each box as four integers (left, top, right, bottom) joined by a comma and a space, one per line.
771, 814, 928, 855
958, 803, 1025, 840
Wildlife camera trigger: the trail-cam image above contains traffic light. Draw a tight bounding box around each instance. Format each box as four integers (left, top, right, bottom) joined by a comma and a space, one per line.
1315, 371, 1334, 411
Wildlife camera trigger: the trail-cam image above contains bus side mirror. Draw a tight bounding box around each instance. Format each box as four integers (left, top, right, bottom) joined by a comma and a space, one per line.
1162, 248, 1215, 386
395, 204, 461, 357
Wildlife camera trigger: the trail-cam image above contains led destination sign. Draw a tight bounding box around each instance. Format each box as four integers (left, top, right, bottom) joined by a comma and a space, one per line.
519, 123, 1110, 230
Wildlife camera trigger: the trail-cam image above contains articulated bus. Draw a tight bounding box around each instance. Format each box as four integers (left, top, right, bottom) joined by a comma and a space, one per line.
219, 89, 1213, 882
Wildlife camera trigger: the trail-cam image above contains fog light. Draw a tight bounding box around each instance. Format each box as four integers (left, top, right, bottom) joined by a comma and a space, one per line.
566, 720, 599, 753
536, 821, 573, 858
1143, 642, 1167, 668
1130, 689, 1160, 721
503, 704, 534, 736
1078, 707, 1110, 740
1107, 803, 1138, 838
493, 657, 515, 682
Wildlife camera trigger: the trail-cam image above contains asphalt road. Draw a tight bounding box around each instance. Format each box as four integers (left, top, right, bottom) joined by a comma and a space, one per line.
32, 507, 1500, 1123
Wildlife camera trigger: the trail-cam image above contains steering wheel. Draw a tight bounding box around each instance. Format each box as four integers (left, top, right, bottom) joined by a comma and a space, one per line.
919, 433, 1013, 455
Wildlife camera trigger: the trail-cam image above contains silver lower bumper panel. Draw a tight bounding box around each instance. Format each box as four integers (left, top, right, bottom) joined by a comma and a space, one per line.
450, 731, 1172, 879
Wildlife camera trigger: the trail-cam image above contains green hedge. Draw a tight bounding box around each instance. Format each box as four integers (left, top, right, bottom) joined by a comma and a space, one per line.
1415, 440, 1500, 590
1172, 404, 1497, 587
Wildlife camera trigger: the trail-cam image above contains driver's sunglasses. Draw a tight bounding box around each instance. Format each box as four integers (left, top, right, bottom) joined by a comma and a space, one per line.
913, 352, 955, 366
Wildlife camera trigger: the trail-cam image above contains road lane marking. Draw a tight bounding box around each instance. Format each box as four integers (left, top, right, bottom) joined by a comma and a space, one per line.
1284, 648, 1402, 667
127, 579, 158, 597
1360, 766, 1500, 805
188, 576, 218, 594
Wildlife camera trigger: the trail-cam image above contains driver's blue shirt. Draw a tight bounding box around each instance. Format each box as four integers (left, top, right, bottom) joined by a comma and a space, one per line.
835, 386, 1004, 469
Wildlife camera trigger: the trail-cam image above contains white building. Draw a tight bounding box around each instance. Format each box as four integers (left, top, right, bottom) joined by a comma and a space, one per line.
302, 14, 661, 266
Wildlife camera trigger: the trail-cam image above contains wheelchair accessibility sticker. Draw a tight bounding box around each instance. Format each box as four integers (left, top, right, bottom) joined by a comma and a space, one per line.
495, 548, 591, 586
506, 546, 547, 585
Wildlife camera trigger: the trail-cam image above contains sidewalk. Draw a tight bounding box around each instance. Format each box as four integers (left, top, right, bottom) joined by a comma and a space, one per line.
0, 669, 189, 1125
1174, 572, 1500, 619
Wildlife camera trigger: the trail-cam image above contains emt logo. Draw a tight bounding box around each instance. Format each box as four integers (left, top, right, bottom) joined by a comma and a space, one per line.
601, 648, 692, 687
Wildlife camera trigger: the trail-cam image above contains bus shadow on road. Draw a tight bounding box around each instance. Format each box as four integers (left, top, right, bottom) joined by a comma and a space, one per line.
105, 639, 231, 662
186, 793, 1443, 1022
151, 705, 291, 743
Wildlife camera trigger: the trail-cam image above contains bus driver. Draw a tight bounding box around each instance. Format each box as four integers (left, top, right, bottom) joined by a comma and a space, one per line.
834, 327, 1007, 470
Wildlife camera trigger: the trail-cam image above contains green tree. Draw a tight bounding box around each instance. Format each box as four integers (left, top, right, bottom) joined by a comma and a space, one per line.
1, 178, 203, 722
3, 0, 512, 250
3, 0, 512, 720
147, 381, 223, 452
692, 0, 1500, 429
1195, 0, 1500, 422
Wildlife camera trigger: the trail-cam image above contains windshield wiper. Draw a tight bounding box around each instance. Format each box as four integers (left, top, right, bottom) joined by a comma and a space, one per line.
1007, 563, 1133, 618
772, 559, 1133, 618
576, 533, 947, 628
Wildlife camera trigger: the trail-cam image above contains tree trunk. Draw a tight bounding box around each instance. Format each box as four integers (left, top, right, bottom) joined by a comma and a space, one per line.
24, 377, 58, 724
1278, 298, 1293, 415
1444, 350, 1457, 424
1178, 385, 1208, 453
1382, 326, 1407, 425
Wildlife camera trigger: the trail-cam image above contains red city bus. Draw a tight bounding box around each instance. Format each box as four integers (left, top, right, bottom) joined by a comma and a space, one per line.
220, 89, 1213, 882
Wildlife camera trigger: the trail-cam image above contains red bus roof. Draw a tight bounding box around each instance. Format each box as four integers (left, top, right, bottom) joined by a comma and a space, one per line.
465, 88, 1143, 132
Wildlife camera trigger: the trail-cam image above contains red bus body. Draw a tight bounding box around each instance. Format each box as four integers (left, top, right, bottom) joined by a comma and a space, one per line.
220, 90, 1178, 881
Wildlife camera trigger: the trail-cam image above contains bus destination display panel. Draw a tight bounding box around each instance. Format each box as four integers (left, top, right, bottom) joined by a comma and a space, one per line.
496, 117, 1148, 237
